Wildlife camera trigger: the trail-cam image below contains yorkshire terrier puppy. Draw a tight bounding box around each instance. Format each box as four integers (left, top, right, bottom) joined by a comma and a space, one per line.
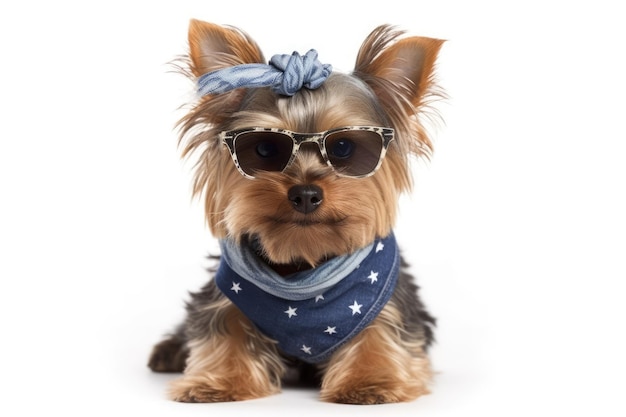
148, 19, 444, 405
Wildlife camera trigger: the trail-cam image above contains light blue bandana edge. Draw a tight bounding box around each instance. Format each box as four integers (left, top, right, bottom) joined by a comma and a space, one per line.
219, 238, 374, 301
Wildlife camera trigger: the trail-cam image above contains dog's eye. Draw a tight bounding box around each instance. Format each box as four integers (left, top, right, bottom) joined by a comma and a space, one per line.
256, 141, 279, 158
329, 139, 355, 159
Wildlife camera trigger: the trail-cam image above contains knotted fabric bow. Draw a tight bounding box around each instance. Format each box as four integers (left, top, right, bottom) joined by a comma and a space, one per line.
197, 49, 332, 97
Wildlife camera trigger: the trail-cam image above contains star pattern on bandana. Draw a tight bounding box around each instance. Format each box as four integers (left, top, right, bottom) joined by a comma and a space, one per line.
368, 271, 379, 284
231, 282, 242, 294
324, 326, 337, 335
284, 306, 298, 318
349, 300, 363, 315
376, 241, 385, 253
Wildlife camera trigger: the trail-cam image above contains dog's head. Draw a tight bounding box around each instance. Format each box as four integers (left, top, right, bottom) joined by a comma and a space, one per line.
177, 20, 443, 268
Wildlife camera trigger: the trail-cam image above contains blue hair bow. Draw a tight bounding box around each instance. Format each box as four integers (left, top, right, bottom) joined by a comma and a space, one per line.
197, 49, 332, 97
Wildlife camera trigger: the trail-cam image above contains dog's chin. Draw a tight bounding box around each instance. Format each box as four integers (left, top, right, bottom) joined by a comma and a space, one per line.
244, 234, 319, 275
240, 217, 368, 269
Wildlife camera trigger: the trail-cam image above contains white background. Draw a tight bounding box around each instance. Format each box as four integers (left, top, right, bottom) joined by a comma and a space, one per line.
1, 1, 625, 416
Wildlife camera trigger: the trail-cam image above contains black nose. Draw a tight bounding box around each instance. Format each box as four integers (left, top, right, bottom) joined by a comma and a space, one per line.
288, 184, 324, 214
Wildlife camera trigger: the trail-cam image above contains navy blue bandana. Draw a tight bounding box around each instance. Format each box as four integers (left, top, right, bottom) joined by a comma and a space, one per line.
215, 234, 399, 363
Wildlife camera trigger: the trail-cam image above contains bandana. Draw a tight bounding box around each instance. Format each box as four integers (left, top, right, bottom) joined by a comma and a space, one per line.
197, 49, 332, 97
215, 234, 399, 363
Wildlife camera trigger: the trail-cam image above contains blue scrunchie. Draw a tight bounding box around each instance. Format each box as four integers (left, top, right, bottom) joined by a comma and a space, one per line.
197, 49, 332, 97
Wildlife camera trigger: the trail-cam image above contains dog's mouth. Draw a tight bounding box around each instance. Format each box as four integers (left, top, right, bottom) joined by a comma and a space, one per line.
266, 215, 348, 227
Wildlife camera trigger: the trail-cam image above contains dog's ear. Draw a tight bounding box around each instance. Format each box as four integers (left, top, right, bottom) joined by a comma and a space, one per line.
355, 25, 443, 111
180, 20, 265, 126
354, 26, 444, 157
188, 19, 264, 77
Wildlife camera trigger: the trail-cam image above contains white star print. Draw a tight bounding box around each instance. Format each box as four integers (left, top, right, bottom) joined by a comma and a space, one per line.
349, 300, 363, 315
301, 345, 312, 355
368, 271, 379, 284
376, 241, 385, 253
315, 294, 325, 303
230, 282, 242, 294
324, 326, 337, 335
284, 306, 298, 318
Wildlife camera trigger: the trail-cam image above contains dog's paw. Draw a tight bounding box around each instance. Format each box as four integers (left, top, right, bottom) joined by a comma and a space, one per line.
169, 375, 278, 403
323, 388, 389, 405
170, 384, 238, 403
321, 384, 429, 405
148, 337, 188, 373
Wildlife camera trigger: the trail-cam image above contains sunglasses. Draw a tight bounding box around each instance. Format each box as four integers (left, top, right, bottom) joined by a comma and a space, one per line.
220, 126, 394, 179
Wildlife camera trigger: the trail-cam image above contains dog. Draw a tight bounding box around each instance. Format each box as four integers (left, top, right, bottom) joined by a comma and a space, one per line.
148, 18, 444, 405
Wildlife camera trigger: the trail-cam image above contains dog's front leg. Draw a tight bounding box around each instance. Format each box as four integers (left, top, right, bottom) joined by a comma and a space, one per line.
169, 303, 285, 402
319, 305, 432, 404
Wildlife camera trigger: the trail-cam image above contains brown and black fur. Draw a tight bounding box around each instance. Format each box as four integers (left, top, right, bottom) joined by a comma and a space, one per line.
149, 262, 436, 381
148, 19, 444, 404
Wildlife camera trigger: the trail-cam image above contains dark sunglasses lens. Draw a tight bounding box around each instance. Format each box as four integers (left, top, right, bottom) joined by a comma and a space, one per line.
325, 130, 384, 176
234, 132, 294, 176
